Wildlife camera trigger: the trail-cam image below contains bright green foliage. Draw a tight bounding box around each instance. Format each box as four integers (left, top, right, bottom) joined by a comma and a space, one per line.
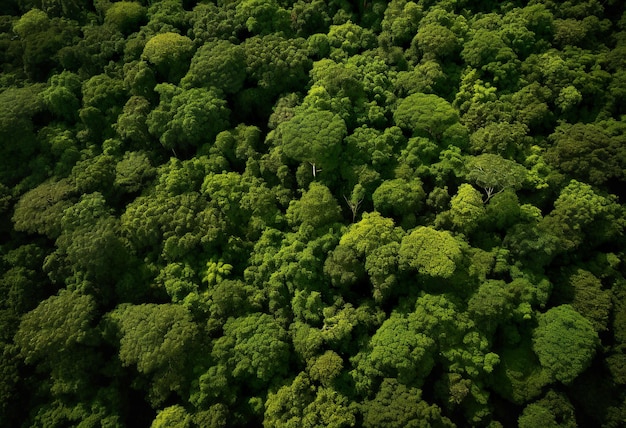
340, 212, 403, 256
533, 305, 599, 384
379, 0, 422, 47
308, 350, 343, 386
203, 258, 233, 287
151, 405, 191, 428
109, 303, 199, 405
142, 32, 194, 83
278, 108, 347, 175
263, 373, 356, 428
461, 26, 519, 85
327, 20, 377, 60
354, 293, 482, 392
156, 262, 198, 304
211, 313, 290, 389
286, 182, 342, 229
363, 310, 437, 385
394, 93, 462, 140
147, 84, 230, 153
301, 387, 356, 428
181, 40, 246, 94
399, 226, 463, 279
442, 183, 485, 234
540, 180, 623, 252
104, 2, 146, 35
362, 378, 454, 428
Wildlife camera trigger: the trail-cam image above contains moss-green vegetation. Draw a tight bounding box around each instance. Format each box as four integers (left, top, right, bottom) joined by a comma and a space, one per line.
1, 0, 625, 426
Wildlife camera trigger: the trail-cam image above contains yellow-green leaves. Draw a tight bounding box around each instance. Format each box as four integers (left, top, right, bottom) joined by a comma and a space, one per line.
142, 32, 194, 83
399, 226, 462, 279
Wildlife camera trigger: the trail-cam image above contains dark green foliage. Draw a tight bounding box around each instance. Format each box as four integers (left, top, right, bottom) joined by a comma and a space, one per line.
1, 0, 625, 426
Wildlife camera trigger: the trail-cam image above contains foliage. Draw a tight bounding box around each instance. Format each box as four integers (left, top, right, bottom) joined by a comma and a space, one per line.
532, 305, 599, 384
1, 0, 625, 426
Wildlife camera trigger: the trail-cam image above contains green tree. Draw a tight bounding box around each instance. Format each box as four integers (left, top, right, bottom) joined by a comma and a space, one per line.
277, 108, 347, 177
518, 390, 577, 428
114, 95, 152, 146
142, 32, 194, 83
0, 85, 45, 185
42, 70, 81, 121
243, 34, 311, 96
399, 226, 463, 279
235, 0, 291, 35
362, 378, 454, 428
114, 151, 156, 193
469, 122, 530, 159
465, 154, 527, 202
147, 84, 230, 155
372, 178, 425, 220
393, 92, 464, 141
551, 268, 612, 333
15, 290, 97, 366
104, 1, 147, 35
12, 178, 76, 239
210, 312, 290, 390
286, 182, 342, 229
181, 40, 246, 94
151, 405, 191, 428
14, 289, 103, 403
13, 8, 80, 80
539, 179, 623, 252
533, 305, 599, 384
438, 183, 485, 234
546, 122, 626, 187
108, 303, 199, 405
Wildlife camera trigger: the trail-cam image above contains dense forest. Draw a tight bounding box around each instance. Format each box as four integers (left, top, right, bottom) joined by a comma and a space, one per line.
1, 0, 625, 426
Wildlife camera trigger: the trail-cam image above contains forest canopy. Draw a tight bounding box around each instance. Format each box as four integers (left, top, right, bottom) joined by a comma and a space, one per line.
1, 0, 625, 427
